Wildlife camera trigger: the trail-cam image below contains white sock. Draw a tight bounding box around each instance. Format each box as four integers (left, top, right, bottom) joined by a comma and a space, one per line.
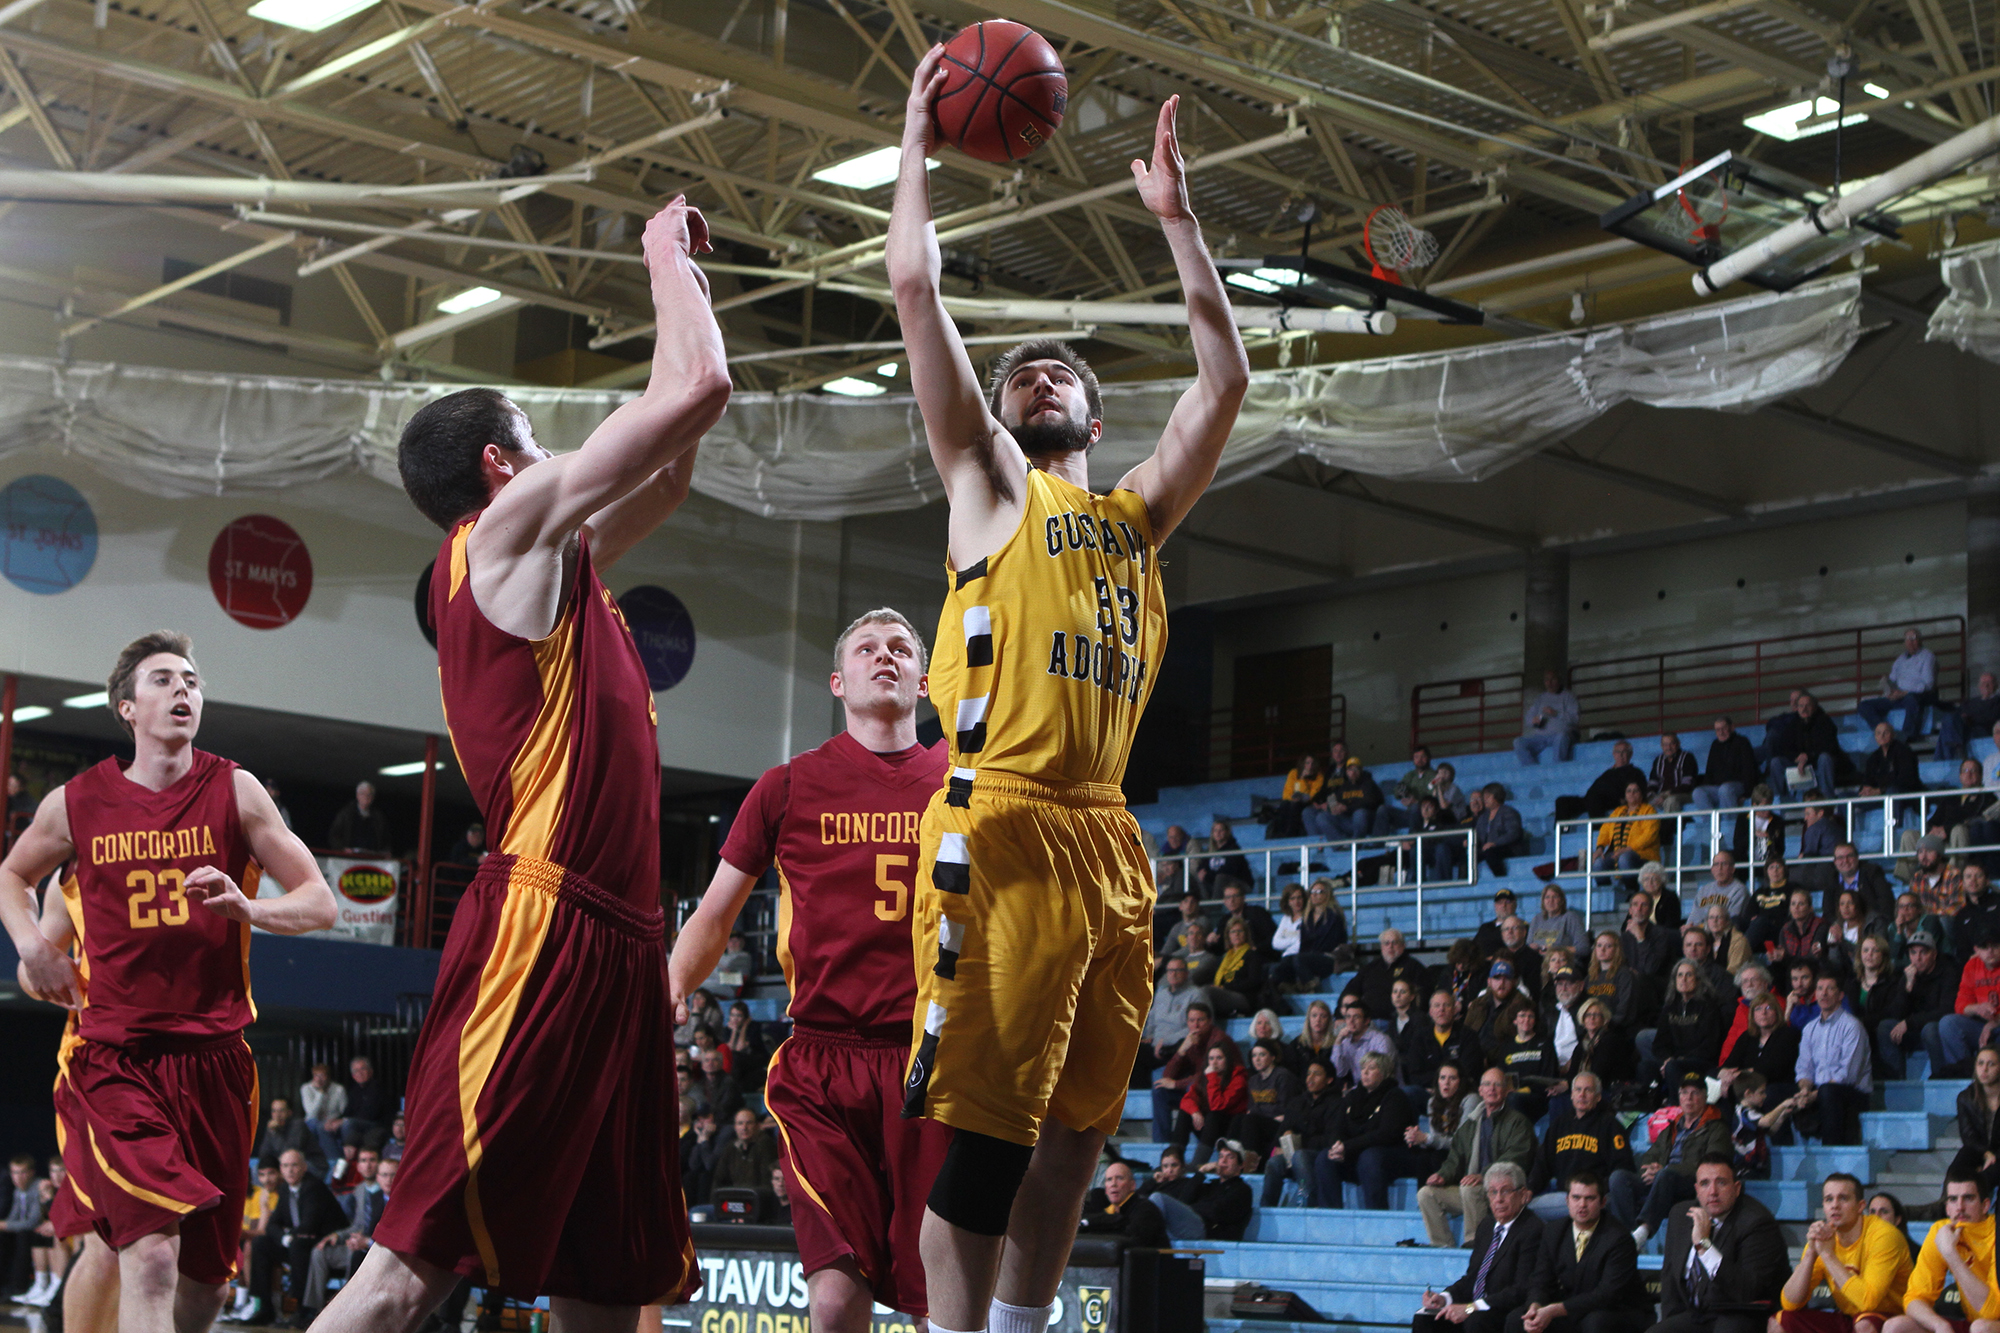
989, 1298, 1055, 1333
1630, 1223, 1649, 1243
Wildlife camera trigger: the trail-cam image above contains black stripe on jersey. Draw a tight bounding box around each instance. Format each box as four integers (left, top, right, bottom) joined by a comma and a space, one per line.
966, 633, 993, 668
933, 860, 971, 895
901, 1031, 939, 1119
946, 772, 975, 809
954, 557, 988, 589
956, 721, 987, 753
934, 919, 963, 979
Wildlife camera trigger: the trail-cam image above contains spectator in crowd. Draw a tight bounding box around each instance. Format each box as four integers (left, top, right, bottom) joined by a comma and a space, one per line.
1380, 745, 1441, 833
1852, 938, 1901, 1082
1876, 929, 1959, 1078
443, 822, 486, 867
1689, 851, 1749, 925
5, 772, 33, 823
1153, 1002, 1242, 1143
1798, 805, 1842, 863
1717, 991, 1796, 1095
1433, 763, 1471, 821
1419, 1068, 1535, 1246
1857, 627, 1940, 745
1650, 1157, 1788, 1333
1493, 1005, 1562, 1122
1622, 1079, 1732, 1247
1778, 889, 1824, 963
1756, 690, 1807, 762
1652, 961, 1727, 1097
1, 1155, 43, 1301
1347, 928, 1433, 1019
711, 1107, 780, 1202
328, 779, 391, 854
340, 1056, 392, 1150
1748, 786, 1787, 869
1479, 785, 1529, 877
1158, 889, 1213, 964
1887, 1167, 1999, 1333
1321, 1050, 1419, 1210
723, 1001, 765, 1088
300, 1155, 394, 1322
1817, 845, 1897, 927
1955, 865, 2000, 966
1135, 1149, 1204, 1241
1156, 824, 1194, 896
247, 1148, 345, 1325
1594, 784, 1662, 888
1209, 917, 1271, 1017
256, 1095, 323, 1173
1514, 1171, 1653, 1333
1496, 916, 1548, 1002
1221, 882, 1278, 951
1137, 957, 1199, 1089
1568, 997, 1636, 1089
1906, 838, 1965, 922
1525, 1071, 1636, 1224
1517, 669, 1581, 766
1706, 904, 1752, 977
1270, 754, 1327, 838
1443, 939, 1491, 1015
766, 1165, 792, 1226
679, 1103, 720, 1208
1925, 761, 2000, 870
1390, 978, 1424, 1041
1561, 743, 1647, 823
1934, 927, 2000, 1078
1651, 734, 1699, 813
1766, 692, 1843, 800
1195, 819, 1254, 896
1079, 1161, 1168, 1246
1413, 1163, 1543, 1333
1951, 1046, 2000, 1197
1406, 1064, 1474, 1181
1277, 880, 1347, 991
676, 986, 726, 1048
1793, 973, 1871, 1145
1719, 961, 1775, 1058
1858, 722, 1923, 815
1887, 895, 1950, 971
1477, 891, 1521, 956
1681, 925, 1734, 997
1781, 959, 1821, 1027
1311, 757, 1390, 841
1544, 968, 1590, 1069
1402, 988, 1484, 1100
1269, 882, 1308, 968
1185, 1141, 1255, 1240
1330, 998, 1397, 1090
382, 1113, 404, 1162
701, 931, 756, 996
1938, 671, 2000, 761
1690, 717, 1763, 845
230, 1159, 282, 1321
299, 1062, 348, 1166
1172, 1040, 1249, 1165
1261, 1059, 1341, 1208
1864, 1194, 1916, 1261
1642, 861, 1685, 927
1470, 960, 1538, 1050
694, 1046, 745, 1120
1169, 920, 1220, 989
1290, 998, 1338, 1072
1531, 885, 1590, 959
1584, 933, 1639, 1033
1239, 1041, 1299, 1159
1820, 889, 1881, 977
1623, 889, 1675, 981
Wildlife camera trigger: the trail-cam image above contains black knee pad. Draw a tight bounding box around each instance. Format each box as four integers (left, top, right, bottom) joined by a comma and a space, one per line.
927, 1129, 1036, 1236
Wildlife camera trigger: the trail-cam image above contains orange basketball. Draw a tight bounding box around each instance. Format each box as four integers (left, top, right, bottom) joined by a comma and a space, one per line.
932, 20, 1067, 164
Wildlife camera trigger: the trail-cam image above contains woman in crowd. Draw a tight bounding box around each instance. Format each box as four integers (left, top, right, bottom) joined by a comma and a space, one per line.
1705, 903, 1752, 976
1413, 796, 1463, 883
1952, 1044, 2000, 1196
1622, 887, 1675, 981
1440, 938, 1484, 1013
1430, 763, 1470, 820
1638, 861, 1682, 929
1276, 880, 1345, 989
1818, 889, 1879, 977
1716, 994, 1799, 1102
1195, 819, 1254, 896
1240, 1039, 1301, 1159
1173, 1041, 1249, 1164
1387, 978, 1420, 1039
1853, 935, 1901, 1081
724, 1000, 766, 1090
1492, 1003, 1562, 1121
1270, 754, 1326, 838
1401, 1061, 1471, 1181
1567, 996, 1635, 1088
1585, 930, 1639, 1031
1652, 958, 1726, 1098
1270, 882, 1308, 967
1211, 916, 1271, 1017
1777, 887, 1823, 962
1592, 781, 1661, 886
1866, 1192, 1920, 1260
675, 986, 725, 1047
1747, 784, 1785, 867
1289, 999, 1337, 1071
1318, 1050, 1417, 1210
1528, 883, 1589, 957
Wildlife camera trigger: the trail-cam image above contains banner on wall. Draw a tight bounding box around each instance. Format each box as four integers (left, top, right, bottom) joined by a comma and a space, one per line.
1, 473, 97, 594
317, 856, 400, 945
620, 585, 697, 691
209, 514, 313, 628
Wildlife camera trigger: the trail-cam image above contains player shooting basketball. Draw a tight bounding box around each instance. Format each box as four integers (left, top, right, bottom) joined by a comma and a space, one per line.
888, 44, 1250, 1333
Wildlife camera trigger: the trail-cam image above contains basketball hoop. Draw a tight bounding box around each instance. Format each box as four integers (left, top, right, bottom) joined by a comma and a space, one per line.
1362, 206, 1440, 284
1657, 162, 1731, 263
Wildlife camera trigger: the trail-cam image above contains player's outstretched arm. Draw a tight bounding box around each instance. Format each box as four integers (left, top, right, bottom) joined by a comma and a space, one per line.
1115, 95, 1250, 544
182, 770, 337, 935
479, 198, 730, 556
581, 441, 699, 574
0, 787, 83, 1009
668, 860, 760, 1024
887, 46, 1027, 561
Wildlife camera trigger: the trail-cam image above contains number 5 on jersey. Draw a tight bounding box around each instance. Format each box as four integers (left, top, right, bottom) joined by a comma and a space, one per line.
876, 853, 911, 922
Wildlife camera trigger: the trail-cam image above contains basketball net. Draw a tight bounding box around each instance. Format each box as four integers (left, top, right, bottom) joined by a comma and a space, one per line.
1658, 161, 1730, 251
1362, 206, 1440, 284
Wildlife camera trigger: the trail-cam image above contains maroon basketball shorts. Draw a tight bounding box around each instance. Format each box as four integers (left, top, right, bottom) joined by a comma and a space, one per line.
765, 1025, 952, 1317
373, 854, 698, 1307
51, 1031, 256, 1282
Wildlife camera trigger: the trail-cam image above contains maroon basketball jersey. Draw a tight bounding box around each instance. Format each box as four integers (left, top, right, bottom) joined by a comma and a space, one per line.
431, 518, 661, 907
720, 732, 947, 1036
61, 750, 256, 1045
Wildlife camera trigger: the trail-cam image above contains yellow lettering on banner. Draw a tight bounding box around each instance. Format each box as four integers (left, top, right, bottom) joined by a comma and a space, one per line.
700, 1313, 719, 1333
756, 1315, 775, 1333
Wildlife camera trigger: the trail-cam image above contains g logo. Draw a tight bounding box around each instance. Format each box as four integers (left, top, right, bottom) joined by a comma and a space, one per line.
1078, 1287, 1111, 1333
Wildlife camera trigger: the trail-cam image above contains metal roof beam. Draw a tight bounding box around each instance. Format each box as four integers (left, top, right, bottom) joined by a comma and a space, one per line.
1272, 462, 1536, 548
1535, 446, 1746, 516
1760, 403, 1978, 477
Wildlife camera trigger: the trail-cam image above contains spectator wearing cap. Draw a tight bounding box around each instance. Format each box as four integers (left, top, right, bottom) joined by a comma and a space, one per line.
1875, 927, 1960, 1079
1886, 894, 1951, 971
1187, 1141, 1256, 1240
1308, 757, 1389, 841
1476, 891, 1520, 957
1938, 671, 2000, 760
1619, 1072, 1730, 1246
1468, 960, 1537, 1053
1543, 967, 1589, 1069
1936, 927, 2000, 1078
1516, 669, 1581, 766
1856, 627, 1939, 745
1418, 1068, 1536, 1246
1793, 972, 1871, 1145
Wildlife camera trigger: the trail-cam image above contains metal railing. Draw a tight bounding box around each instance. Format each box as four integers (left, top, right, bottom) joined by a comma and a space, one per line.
1151, 827, 1480, 936
1550, 783, 2000, 925
1203, 693, 1347, 781
1410, 616, 1967, 752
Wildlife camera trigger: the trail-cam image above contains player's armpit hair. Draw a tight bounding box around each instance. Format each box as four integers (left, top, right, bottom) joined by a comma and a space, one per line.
107, 630, 196, 737
927, 1129, 1034, 1236
398, 387, 521, 530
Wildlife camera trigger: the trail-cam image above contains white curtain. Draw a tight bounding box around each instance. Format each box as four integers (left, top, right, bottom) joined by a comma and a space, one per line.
0, 277, 1859, 520
1927, 240, 2000, 363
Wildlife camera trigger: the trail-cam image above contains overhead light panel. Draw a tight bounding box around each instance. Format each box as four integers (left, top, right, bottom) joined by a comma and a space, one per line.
822, 377, 887, 397
1863, 83, 1890, 98
875, 362, 899, 377
246, 0, 378, 31
1225, 272, 1284, 295
8, 706, 50, 722
1250, 267, 1307, 287
62, 691, 108, 709
810, 147, 936, 191
436, 286, 502, 314
1742, 97, 1867, 142
379, 760, 445, 777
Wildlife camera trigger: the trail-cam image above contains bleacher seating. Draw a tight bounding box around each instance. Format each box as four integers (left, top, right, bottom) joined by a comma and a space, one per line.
1116, 722, 1981, 1333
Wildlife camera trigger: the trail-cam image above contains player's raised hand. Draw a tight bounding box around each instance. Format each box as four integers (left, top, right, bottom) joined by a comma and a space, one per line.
1133, 95, 1191, 222
184, 865, 256, 924
17, 940, 82, 1010
904, 45, 950, 153
642, 196, 713, 277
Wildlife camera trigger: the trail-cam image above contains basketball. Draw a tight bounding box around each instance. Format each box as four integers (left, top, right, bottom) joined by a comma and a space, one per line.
932, 20, 1067, 164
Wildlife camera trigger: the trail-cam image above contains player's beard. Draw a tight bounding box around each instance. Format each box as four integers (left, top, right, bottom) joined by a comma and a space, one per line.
1010, 412, 1095, 457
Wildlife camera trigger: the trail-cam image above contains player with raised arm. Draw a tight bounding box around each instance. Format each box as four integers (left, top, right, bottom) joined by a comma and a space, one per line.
311, 195, 729, 1333
0, 631, 338, 1333
887, 47, 1251, 1333
669, 608, 952, 1333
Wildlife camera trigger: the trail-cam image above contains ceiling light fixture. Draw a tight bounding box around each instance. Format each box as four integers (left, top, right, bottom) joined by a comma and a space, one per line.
8, 705, 51, 722
436, 286, 502, 315
810, 147, 936, 191
62, 691, 108, 708
379, 760, 445, 777
246, 0, 378, 32
821, 377, 887, 397
1741, 97, 1867, 142
875, 362, 899, 377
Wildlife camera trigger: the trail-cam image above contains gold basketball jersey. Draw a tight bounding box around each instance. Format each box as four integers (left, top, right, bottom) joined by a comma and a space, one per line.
930, 467, 1166, 791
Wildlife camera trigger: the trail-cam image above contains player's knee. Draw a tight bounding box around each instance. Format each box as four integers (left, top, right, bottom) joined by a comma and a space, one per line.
927, 1130, 1035, 1236
120, 1233, 179, 1299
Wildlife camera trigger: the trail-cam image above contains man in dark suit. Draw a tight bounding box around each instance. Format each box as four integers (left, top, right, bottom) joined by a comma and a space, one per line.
1508, 1172, 1653, 1333
248, 1148, 347, 1326
1812, 844, 1895, 929
1648, 1155, 1787, 1333
1413, 1163, 1545, 1333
